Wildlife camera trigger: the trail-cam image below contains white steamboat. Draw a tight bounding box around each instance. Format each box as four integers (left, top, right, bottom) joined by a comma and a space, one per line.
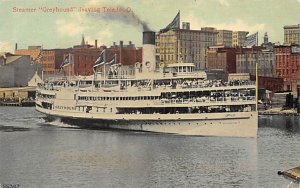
36, 32, 258, 137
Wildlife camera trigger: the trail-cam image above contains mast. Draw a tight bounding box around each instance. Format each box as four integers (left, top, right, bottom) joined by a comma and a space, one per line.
255, 55, 258, 112
104, 50, 106, 84
68, 52, 71, 81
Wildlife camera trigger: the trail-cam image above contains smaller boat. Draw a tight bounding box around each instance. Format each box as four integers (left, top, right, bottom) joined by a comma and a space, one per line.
278, 166, 300, 182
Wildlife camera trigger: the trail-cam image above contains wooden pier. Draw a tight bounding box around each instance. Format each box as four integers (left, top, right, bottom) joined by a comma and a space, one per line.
0, 86, 36, 107
0, 101, 21, 106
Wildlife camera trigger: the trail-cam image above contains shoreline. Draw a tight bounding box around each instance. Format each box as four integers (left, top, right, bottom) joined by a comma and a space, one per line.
259, 107, 299, 116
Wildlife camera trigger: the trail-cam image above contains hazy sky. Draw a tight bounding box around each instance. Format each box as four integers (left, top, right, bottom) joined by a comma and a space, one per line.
0, 0, 299, 52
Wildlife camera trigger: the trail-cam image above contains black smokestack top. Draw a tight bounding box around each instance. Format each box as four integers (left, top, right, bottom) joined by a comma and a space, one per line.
143, 31, 155, 45
87, 6, 152, 31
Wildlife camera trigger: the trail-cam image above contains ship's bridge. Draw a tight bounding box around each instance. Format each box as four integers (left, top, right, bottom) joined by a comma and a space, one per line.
164, 63, 206, 79
167, 63, 195, 73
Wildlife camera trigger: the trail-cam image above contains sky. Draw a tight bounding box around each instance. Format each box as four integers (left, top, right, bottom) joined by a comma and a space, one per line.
0, 0, 299, 52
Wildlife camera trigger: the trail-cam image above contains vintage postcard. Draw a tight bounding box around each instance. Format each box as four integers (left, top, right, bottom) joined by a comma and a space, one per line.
1, 0, 300, 187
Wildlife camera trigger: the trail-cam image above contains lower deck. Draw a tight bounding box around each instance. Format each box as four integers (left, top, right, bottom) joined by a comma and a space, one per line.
37, 106, 258, 137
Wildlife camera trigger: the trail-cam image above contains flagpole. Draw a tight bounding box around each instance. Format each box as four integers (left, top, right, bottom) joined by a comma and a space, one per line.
104, 50, 106, 85
256, 32, 258, 46
256, 62, 258, 112
68, 52, 71, 81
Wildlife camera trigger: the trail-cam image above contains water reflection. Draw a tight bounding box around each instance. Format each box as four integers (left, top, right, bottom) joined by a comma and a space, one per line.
2, 107, 300, 187
259, 115, 300, 133
0, 125, 30, 132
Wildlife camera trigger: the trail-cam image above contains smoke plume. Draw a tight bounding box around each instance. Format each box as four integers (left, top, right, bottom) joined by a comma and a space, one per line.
87, 6, 152, 31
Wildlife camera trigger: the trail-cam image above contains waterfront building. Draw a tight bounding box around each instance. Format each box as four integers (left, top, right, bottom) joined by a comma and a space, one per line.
71, 47, 102, 76
236, 47, 275, 77
235, 47, 283, 92
206, 46, 237, 73
15, 45, 42, 61
16, 45, 68, 75
232, 31, 249, 47
0, 52, 42, 87
274, 45, 300, 91
284, 24, 300, 45
70, 39, 142, 76
42, 49, 68, 75
156, 23, 218, 70
217, 30, 233, 47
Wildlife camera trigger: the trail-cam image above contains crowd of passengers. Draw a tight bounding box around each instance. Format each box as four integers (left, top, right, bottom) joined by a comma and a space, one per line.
39, 78, 252, 91
135, 79, 252, 89
120, 105, 252, 114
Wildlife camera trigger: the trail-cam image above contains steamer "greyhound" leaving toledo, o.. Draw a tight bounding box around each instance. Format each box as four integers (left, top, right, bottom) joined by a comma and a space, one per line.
36, 30, 258, 137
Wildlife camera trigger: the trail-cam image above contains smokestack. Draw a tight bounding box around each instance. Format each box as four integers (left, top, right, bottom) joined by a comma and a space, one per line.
142, 31, 156, 73
95, 40, 98, 49
143, 31, 155, 45
120, 41, 123, 47
15, 43, 18, 51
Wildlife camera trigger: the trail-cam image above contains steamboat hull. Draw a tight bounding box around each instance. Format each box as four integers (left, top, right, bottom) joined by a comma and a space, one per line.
38, 107, 257, 137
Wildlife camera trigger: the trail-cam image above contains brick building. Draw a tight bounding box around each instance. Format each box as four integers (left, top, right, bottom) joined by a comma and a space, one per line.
71, 47, 102, 76
42, 49, 68, 75
206, 46, 237, 73
274, 45, 300, 91
249, 75, 284, 92
62, 39, 142, 76
15, 45, 68, 75
15, 45, 42, 61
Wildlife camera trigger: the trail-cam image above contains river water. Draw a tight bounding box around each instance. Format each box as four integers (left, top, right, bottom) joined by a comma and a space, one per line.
0, 107, 299, 188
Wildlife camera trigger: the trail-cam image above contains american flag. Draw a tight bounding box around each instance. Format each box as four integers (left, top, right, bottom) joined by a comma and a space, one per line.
160, 11, 180, 33
245, 32, 258, 47
93, 50, 106, 71
106, 54, 117, 65
60, 54, 70, 69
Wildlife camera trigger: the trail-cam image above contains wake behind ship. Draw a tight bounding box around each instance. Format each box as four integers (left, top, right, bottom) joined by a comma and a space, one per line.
36, 31, 258, 137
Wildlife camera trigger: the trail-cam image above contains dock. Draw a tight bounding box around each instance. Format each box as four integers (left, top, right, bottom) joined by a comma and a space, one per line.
278, 166, 300, 182
259, 107, 299, 116
0, 101, 21, 106
0, 86, 36, 107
